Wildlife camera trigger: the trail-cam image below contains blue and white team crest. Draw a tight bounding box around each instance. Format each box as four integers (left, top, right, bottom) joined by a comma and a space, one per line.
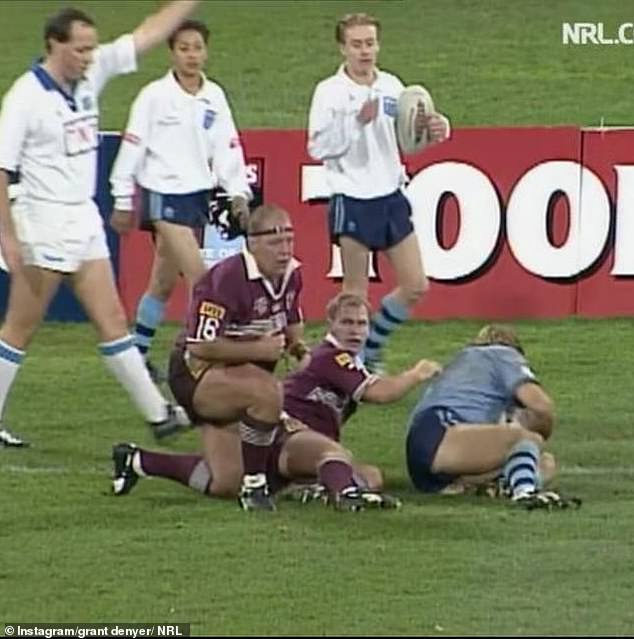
203, 109, 216, 129
253, 296, 269, 317
383, 96, 397, 117
82, 95, 93, 111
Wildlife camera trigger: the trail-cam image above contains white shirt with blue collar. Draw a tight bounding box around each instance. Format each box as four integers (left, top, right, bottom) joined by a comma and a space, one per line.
0, 34, 136, 205
307, 64, 407, 200
110, 70, 252, 208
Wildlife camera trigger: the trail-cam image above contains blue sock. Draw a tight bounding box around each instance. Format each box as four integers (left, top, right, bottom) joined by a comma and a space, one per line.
134, 294, 166, 356
364, 295, 409, 363
503, 440, 540, 497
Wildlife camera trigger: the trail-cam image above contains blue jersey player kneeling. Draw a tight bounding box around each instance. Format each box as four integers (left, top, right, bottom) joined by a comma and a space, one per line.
406, 324, 581, 510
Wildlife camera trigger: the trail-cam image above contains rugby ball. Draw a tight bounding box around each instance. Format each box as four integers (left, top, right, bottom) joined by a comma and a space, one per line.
396, 85, 435, 155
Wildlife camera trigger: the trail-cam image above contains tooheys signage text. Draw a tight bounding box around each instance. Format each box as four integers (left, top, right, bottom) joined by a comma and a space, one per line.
115, 128, 634, 321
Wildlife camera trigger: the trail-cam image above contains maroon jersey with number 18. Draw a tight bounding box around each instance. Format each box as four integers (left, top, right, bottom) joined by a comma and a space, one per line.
177, 251, 303, 371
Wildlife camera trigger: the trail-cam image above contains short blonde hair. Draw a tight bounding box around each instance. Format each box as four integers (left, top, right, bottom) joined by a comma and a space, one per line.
335, 13, 381, 44
246, 204, 291, 235
471, 324, 524, 354
326, 292, 372, 321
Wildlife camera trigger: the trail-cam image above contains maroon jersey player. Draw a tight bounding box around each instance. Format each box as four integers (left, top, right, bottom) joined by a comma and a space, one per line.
112, 292, 440, 510
167, 203, 307, 511
282, 293, 441, 489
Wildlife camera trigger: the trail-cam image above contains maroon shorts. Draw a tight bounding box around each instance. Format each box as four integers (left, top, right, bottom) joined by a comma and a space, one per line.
266, 424, 296, 494
168, 349, 211, 425
169, 349, 303, 491
267, 418, 314, 494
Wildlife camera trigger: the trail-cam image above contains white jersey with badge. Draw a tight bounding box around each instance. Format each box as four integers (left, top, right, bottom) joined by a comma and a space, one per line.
307, 65, 406, 199
110, 71, 251, 205
0, 34, 137, 205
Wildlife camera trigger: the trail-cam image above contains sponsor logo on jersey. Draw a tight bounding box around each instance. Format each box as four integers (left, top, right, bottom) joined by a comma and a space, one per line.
199, 301, 226, 319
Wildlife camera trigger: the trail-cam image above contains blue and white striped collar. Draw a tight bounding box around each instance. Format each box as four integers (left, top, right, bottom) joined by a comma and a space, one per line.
31, 62, 78, 112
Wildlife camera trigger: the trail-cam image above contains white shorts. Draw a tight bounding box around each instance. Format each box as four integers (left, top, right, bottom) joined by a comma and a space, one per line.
7, 198, 110, 273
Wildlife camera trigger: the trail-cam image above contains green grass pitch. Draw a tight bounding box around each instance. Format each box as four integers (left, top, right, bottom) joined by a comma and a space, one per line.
1, 1, 633, 635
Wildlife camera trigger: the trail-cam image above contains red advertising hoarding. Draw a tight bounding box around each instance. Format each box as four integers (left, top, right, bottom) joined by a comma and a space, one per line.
117, 127, 634, 321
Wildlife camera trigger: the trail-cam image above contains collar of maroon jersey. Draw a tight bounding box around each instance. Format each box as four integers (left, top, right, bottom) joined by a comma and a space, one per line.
325, 333, 344, 349
325, 334, 366, 367
241, 250, 301, 301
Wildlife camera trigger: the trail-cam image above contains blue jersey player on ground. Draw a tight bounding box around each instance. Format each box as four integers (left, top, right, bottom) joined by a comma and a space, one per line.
405, 324, 581, 510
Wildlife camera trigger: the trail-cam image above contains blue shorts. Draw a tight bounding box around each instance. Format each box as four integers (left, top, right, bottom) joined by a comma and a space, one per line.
406, 407, 462, 493
139, 188, 210, 231
328, 190, 414, 251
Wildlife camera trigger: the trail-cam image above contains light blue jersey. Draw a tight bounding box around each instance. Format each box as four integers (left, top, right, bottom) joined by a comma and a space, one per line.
412, 345, 537, 425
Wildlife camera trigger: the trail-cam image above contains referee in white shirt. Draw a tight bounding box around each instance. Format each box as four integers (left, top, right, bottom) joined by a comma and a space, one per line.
109, 19, 252, 377
307, 13, 450, 372
0, 2, 201, 447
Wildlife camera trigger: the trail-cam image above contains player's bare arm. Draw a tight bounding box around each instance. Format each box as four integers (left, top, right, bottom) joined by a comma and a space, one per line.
514, 382, 555, 440
363, 358, 441, 404
0, 170, 22, 272
132, 1, 201, 56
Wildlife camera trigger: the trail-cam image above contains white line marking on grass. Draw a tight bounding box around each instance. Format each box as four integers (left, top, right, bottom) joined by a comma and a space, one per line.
0, 464, 105, 475
1, 464, 634, 476
560, 465, 634, 477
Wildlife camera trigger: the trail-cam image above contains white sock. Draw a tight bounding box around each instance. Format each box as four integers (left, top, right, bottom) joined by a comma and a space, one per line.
131, 450, 148, 477
99, 336, 168, 423
0, 339, 25, 420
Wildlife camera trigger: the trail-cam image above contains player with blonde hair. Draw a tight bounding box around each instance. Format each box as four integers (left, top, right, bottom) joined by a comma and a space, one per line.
307, 13, 450, 372
112, 292, 440, 511
406, 324, 580, 509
